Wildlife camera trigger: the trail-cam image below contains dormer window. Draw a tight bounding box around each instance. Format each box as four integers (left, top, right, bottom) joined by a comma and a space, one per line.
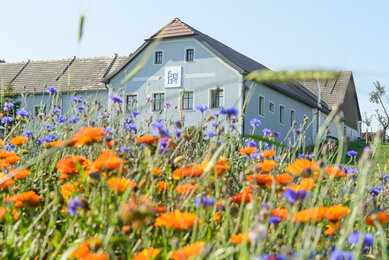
186, 48, 194, 62
155, 51, 162, 64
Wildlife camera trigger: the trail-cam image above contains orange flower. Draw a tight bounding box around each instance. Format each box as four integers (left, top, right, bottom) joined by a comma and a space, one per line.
172, 166, 203, 180
239, 147, 257, 155
216, 156, 231, 176
230, 232, 252, 244
261, 150, 276, 157
255, 160, 278, 172
107, 177, 136, 193
246, 174, 273, 188
326, 166, 346, 178
154, 210, 201, 230
69, 127, 105, 148
10, 168, 31, 180
286, 158, 321, 178
10, 136, 28, 145
0, 150, 21, 167
154, 206, 167, 213
170, 241, 205, 260
366, 211, 389, 226
272, 208, 289, 220
0, 207, 19, 221
175, 184, 200, 195
213, 212, 221, 223
286, 178, 316, 192
275, 173, 293, 184
56, 156, 90, 179
71, 237, 103, 259
61, 181, 80, 201
81, 252, 108, 260
93, 150, 125, 171
0, 139, 4, 146
292, 207, 328, 223
135, 135, 158, 144
4, 190, 40, 207
71, 245, 90, 259
132, 248, 160, 260
157, 180, 169, 192
326, 205, 350, 222
232, 187, 252, 204
324, 223, 337, 235
49, 140, 65, 147
153, 167, 164, 176
0, 172, 15, 189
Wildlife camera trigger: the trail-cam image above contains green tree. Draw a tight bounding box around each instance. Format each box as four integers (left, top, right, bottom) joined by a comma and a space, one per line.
369, 81, 389, 141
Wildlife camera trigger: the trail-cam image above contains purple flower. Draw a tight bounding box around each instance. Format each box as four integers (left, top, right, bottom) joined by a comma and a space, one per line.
125, 123, 137, 133
220, 107, 238, 117
283, 189, 307, 204
274, 131, 281, 138
119, 146, 131, 152
3, 102, 14, 111
347, 231, 374, 247
153, 122, 169, 138
207, 131, 217, 137
196, 105, 208, 112
347, 150, 358, 157
247, 140, 257, 147
46, 86, 57, 95
250, 118, 261, 128
69, 116, 80, 123
56, 115, 66, 123
263, 128, 271, 135
110, 94, 123, 103
71, 96, 82, 103
268, 216, 281, 224
175, 130, 183, 136
76, 105, 86, 112
16, 110, 29, 118
67, 198, 82, 216
259, 254, 287, 260
1, 116, 14, 124
130, 110, 140, 117
164, 102, 172, 108
330, 250, 354, 260
24, 130, 33, 137
195, 196, 215, 207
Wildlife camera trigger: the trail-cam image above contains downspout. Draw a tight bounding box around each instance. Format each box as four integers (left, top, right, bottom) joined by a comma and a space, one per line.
241, 79, 247, 135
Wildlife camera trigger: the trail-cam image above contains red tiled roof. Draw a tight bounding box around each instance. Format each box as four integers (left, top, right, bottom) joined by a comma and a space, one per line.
148, 18, 197, 39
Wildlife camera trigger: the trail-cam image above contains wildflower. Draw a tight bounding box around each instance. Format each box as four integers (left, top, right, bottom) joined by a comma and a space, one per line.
213, 212, 221, 223
4, 190, 40, 207
170, 241, 205, 260
153, 122, 169, 138
0, 172, 15, 189
135, 135, 158, 144
327, 204, 350, 222
0, 139, 4, 146
10, 136, 28, 145
3, 102, 14, 111
263, 128, 271, 135
326, 166, 346, 178
153, 167, 164, 176
16, 110, 29, 118
330, 250, 353, 260
110, 94, 123, 103
275, 173, 293, 184
220, 107, 238, 117
154, 205, 167, 213
72, 96, 82, 103
250, 118, 261, 127
157, 181, 169, 192
366, 211, 389, 226
195, 196, 215, 207
69, 127, 105, 148
1, 116, 14, 124
292, 207, 328, 223
259, 254, 287, 260
24, 130, 33, 137
272, 208, 289, 220
268, 216, 281, 224
0, 150, 21, 167
69, 116, 81, 123
56, 156, 90, 179
0, 207, 19, 221
10, 168, 30, 180
68, 198, 83, 216
51, 107, 61, 115
232, 187, 252, 204
61, 181, 80, 201
246, 174, 273, 188
49, 140, 65, 147
154, 210, 201, 230
76, 105, 86, 112
255, 160, 278, 172
164, 101, 172, 108
46, 86, 57, 95
230, 232, 252, 244
286, 158, 321, 178
347, 231, 374, 247
196, 105, 207, 112
283, 189, 307, 204
93, 150, 125, 171
239, 147, 257, 155
175, 184, 200, 195
261, 150, 276, 157
125, 123, 137, 132
207, 131, 217, 137
132, 248, 160, 260
71, 237, 103, 259
274, 131, 281, 138
347, 150, 358, 157
107, 177, 136, 193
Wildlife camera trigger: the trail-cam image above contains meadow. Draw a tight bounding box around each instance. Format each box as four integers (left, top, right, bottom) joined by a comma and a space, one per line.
0, 88, 388, 260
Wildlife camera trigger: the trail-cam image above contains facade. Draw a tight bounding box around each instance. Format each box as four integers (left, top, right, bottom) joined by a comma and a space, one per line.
0, 18, 362, 143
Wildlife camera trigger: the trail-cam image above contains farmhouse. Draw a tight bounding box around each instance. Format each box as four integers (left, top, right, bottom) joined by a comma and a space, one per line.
0, 18, 361, 142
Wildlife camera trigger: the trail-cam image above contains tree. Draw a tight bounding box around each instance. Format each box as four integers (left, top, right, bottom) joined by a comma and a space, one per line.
369, 81, 389, 141
362, 112, 372, 144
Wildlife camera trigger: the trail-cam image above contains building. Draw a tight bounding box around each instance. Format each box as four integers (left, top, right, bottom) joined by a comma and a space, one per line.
0, 18, 361, 142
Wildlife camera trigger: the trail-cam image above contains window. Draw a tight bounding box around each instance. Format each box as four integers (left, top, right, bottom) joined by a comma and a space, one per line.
258, 96, 264, 116
290, 110, 295, 127
210, 89, 223, 108
269, 101, 275, 112
153, 93, 165, 111
181, 91, 194, 110
154, 51, 162, 64
126, 94, 138, 110
34, 106, 46, 116
279, 105, 285, 124
186, 48, 194, 62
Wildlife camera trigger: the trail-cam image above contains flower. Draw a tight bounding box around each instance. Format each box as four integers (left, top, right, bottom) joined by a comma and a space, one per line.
292, 207, 328, 223
272, 208, 289, 220
152, 122, 169, 138
347, 231, 374, 247
259, 254, 287, 260
327, 204, 350, 222
255, 160, 278, 172
1, 116, 14, 124
268, 216, 282, 224
69, 116, 80, 123
330, 250, 353, 260
0, 172, 15, 189
10, 136, 28, 145
56, 156, 90, 179
175, 184, 200, 195
69, 127, 105, 148
0, 150, 21, 167
366, 211, 389, 226
239, 147, 257, 155
46, 86, 58, 95
132, 248, 160, 260
110, 94, 123, 103
10, 168, 30, 180
275, 173, 293, 184
347, 150, 358, 157
230, 232, 252, 244
283, 189, 307, 204
232, 187, 252, 204
220, 107, 238, 116
135, 135, 158, 144
3, 102, 14, 111
246, 174, 273, 188
196, 105, 208, 112
154, 210, 201, 230
286, 158, 321, 178
326, 166, 346, 178
61, 181, 80, 201
195, 196, 215, 207
152, 167, 164, 176
67, 198, 83, 216
107, 177, 136, 193
250, 118, 261, 127
16, 110, 29, 118
93, 150, 125, 171
4, 190, 40, 207
125, 123, 138, 132
170, 241, 205, 260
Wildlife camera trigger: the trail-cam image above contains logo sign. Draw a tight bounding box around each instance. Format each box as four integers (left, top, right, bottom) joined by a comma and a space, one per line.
164, 66, 181, 88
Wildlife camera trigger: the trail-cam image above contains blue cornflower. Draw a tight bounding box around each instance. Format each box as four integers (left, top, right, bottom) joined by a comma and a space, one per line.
258, 254, 287, 260
283, 189, 307, 204
69, 116, 80, 123
330, 249, 354, 260
125, 116, 134, 123
51, 107, 61, 115
16, 110, 29, 118
207, 131, 217, 137
274, 131, 281, 138
195, 196, 215, 207
268, 216, 282, 224
164, 102, 172, 108
366, 186, 383, 196
347, 231, 374, 247
3, 102, 14, 111
220, 107, 238, 117
130, 110, 140, 117
125, 123, 137, 133
110, 94, 123, 103
71, 96, 82, 103
347, 150, 358, 157
67, 198, 83, 216
46, 86, 58, 95
119, 146, 131, 152
1, 116, 14, 124
250, 118, 261, 128
175, 130, 183, 136
196, 105, 208, 112
263, 128, 271, 135
153, 122, 169, 138
247, 140, 257, 147
24, 130, 33, 137
56, 115, 66, 123
44, 124, 51, 129
76, 105, 86, 112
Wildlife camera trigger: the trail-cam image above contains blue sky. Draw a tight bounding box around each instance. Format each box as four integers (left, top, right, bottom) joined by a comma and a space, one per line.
1, 0, 388, 130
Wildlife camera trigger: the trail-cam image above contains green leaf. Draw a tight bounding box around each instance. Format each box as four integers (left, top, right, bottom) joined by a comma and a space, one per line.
245, 70, 340, 83
242, 134, 286, 148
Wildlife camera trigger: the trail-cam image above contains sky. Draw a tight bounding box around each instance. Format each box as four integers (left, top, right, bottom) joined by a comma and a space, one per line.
1, 0, 388, 131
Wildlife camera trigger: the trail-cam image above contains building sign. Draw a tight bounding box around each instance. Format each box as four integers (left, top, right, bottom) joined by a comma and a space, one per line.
164, 66, 181, 88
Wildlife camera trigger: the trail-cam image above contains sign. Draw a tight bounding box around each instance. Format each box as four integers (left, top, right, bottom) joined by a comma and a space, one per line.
164, 66, 181, 88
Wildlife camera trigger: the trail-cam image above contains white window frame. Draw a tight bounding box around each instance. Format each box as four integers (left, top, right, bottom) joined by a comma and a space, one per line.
151, 92, 166, 112
290, 109, 296, 127
258, 95, 265, 116
154, 50, 163, 65
279, 105, 285, 125
209, 87, 225, 109
179, 89, 195, 111
185, 48, 195, 62
126, 93, 138, 111
269, 101, 275, 113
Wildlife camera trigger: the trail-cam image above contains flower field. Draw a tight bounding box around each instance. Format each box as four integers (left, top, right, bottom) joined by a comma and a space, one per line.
0, 90, 388, 259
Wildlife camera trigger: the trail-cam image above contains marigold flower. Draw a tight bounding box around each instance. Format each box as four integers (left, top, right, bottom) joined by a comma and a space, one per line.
326, 166, 346, 178
93, 150, 125, 171
0, 207, 19, 221
286, 178, 316, 192
56, 156, 90, 179
255, 160, 278, 172
61, 181, 80, 201
71, 245, 90, 258
153, 167, 164, 176
286, 158, 321, 178
4, 190, 40, 207
366, 211, 389, 226
239, 147, 257, 155
132, 248, 160, 260
0, 172, 15, 189
324, 223, 337, 235
246, 174, 273, 188
49, 140, 65, 147
157, 180, 169, 192
170, 241, 205, 260
275, 173, 293, 184
175, 184, 200, 195
0, 139, 4, 146
70, 127, 105, 148
261, 149, 276, 157
10, 168, 31, 180
154, 206, 167, 213
272, 208, 289, 220
81, 252, 108, 260
135, 135, 158, 144
232, 187, 252, 204
230, 232, 251, 244
107, 177, 136, 193
292, 207, 328, 223
213, 212, 221, 223
0, 150, 21, 167
10, 136, 28, 145
327, 205, 350, 222
154, 210, 201, 230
